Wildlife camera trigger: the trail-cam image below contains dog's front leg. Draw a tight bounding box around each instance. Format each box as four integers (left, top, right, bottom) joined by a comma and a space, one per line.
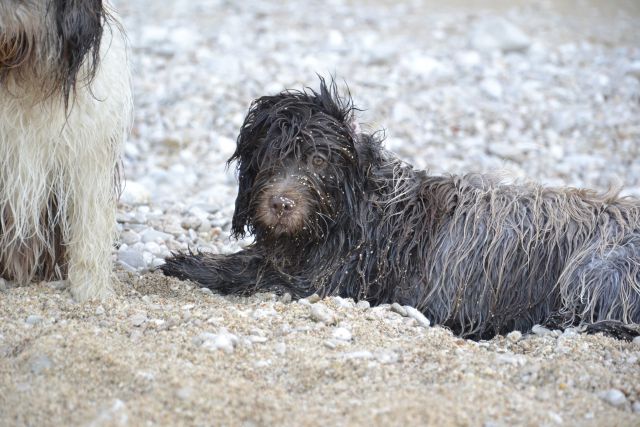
161, 249, 313, 297
63, 139, 119, 301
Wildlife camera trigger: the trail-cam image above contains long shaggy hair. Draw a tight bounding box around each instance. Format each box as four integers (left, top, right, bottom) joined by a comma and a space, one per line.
0, 0, 132, 300
162, 79, 640, 340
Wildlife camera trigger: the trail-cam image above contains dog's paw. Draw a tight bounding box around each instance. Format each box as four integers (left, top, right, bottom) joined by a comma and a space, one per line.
67, 272, 115, 302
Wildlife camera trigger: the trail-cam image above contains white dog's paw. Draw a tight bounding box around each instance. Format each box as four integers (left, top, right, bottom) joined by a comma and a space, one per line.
68, 273, 115, 302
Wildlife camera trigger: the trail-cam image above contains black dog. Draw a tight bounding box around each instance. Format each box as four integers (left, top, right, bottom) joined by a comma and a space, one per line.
162, 79, 640, 340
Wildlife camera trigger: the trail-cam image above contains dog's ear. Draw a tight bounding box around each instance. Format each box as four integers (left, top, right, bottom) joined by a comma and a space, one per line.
228, 95, 284, 238
53, 0, 106, 106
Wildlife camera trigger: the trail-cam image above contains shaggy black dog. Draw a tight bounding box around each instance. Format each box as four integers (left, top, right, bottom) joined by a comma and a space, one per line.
162, 79, 640, 340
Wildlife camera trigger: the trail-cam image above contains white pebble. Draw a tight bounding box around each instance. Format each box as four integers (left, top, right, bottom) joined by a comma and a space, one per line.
403, 306, 430, 327
26, 315, 44, 325
195, 329, 239, 354
598, 389, 627, 407
130, 312, 147, 327
309, 304, 335, 324
390, 303, 408, 317
531, 324, 552, 336
356, 300, 370, 310
506, 330, 522, 342
332, 327, 352, 341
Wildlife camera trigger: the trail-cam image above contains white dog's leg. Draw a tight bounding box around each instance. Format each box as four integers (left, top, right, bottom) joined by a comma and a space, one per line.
65, 147, 119, 301
63, 25, 131, 301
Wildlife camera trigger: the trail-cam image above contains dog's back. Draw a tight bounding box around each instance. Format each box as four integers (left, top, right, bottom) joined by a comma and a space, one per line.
394, 171, 640, 337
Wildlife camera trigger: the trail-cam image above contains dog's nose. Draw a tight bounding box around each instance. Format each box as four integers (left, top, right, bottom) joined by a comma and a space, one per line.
270, 196, 295, 216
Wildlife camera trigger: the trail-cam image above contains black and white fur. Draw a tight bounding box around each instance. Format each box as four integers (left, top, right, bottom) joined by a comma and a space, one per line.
162, 79, 640, 340
0, 0, 132, 300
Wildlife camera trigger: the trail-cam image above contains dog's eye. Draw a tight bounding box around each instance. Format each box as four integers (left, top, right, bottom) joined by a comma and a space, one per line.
311, 154, 327, 168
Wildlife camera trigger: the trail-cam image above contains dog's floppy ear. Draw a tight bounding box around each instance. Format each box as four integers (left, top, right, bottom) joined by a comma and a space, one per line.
228, 94, 284, 238
53, 0, 106, 107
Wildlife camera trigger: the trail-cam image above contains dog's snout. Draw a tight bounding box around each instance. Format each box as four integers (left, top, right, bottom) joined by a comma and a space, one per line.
270, 195, 295, 215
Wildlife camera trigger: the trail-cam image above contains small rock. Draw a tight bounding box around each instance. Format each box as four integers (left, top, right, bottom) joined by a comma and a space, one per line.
341, 350, 373, 360
176, 387, 193, 401
199, 287, 213, 295
324, 340, 338, 349
280, 293, 292, 303
531, 324, 552, 336
471, 17, 531, 53
26, 315, 44, 325
195, 330, 239, 354
47, 280, 67, 290
598, 389, 627, 407
144, 241, 163, 256
390, 303, 408, 317
403, 306, 430, 327
307, 294, 321, 303
480, 78, 503, 99
129, 329, 143, 342
121, 181, 150, 205
632, 336, 640, 347
120, 230, 140, 245
30, 354, 53, 374
375, 350, 399, 364
95, 306, 106, 316
181, 216, 202, 230
331, 296, 354, 308
496, 353, 527, 366
274, 342, 286, 355
141, 229, 172, 243
506, 330, 522, 342
130, 312, 147, 327
90, 399, 128, 427
632, 401, 640, 413
356, 300, 370, 310
626, 61, 640, 79
332, 327, 352, 341
254, 360, 271, 368
248, 335, 268, 344
117, 249, 145, 271
309, 304, 335, 324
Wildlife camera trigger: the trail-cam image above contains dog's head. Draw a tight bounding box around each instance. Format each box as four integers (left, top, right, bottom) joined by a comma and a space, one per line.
0, 0, 107, 106
229, 78, 379, 242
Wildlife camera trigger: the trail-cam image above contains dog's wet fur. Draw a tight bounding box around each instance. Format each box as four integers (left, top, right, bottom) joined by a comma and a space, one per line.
162, 78, 640, 340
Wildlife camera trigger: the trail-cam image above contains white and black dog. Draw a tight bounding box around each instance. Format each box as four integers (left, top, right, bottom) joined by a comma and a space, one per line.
0, 0, 132, 300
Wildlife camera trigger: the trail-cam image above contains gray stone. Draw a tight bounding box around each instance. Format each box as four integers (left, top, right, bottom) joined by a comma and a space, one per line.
309, 304, 335, 324
597, 389, 627, 407
117, 249, 145, 271
130, 312, 147, 327
471, 17, 531, 53
390, 303, 407, 317
531, 325, 552, 336
194, 329, 239, 354
404, 306, 430, 327
356, 300, 370, 310
332, 327, 352, 341
30, 354, 53, 374
506, 330, 522, 342
120, 230, 140, 245
141, 229, 172, 243
26, 315, 44, 325
120, 181, 151, 205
